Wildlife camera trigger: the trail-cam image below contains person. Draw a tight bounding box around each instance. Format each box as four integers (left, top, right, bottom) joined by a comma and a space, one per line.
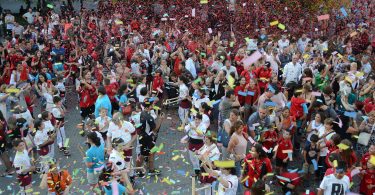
94, 86, 112, 118
317, 118, 337, 179
51, 96, 70, 155
201, 160, 239, 195
242, 143, 273, 190
274, 130, 293, 174
196, 131, 220, 195
227, 120, 247, 176
247, 105, 271, 138
318, 160, 350, 195
219, 109, 241, 159
136, 98, 164, 177
302, 134, 320, 180
185, 113, 207, 176
45, 161, 72, 195
282, 55, 302, 85
95, 107, 111, 141
13, 138, 36, 194
34, 118, 55, 173
177, 75, 190, 125
85, 132, 105, 189
359, 157, 375, 195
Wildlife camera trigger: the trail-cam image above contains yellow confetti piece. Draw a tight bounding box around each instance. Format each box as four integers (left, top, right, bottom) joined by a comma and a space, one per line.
177, 126, 184, 131
337, 53, 343, 59
64, 138, 70, 147
270, 21, 279, 26
277, 23, 286, 30
214, 160, 235, 168
241, 175, 249, 183
303, 54, 310, 59
172, 155, 180, 161
370, 155, 375, 166
337, 143, 349, 150
265, 192, 274, 195
228, 75, 235, 88
153, 106, 161, 110
333, 160, 338, 168
355, 72, 364, 77
5, 88, 20, 94
266, 173, 274, 177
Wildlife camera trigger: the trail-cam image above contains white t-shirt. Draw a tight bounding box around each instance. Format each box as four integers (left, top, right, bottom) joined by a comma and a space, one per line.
95, 116, 112, 133
319, 174, 350, 195
34, 129, 49, 146
44, 93, 54, 112
51, 105, 63, 119
307, 120, 323, 142
185, 121, 207, 140
318, 128, 336, 157
107, 121, 135, 144
109, 149, 126, 171
198, 144, 220, 161
215, 171, 238, 195
43, 120, 55, 133
14, 150, 32, 174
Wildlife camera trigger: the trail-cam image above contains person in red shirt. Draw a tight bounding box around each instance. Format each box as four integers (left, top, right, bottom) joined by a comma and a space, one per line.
360, 159, 375, 195
77, 71, 97, 122
361, 144, 375, 170
234, 77, 248, 107
240, 64, 257, 84
290, 90, 306, 120
103, 78, 119, 112
242, 143, 272, 190
329, 139, 357, 170
274, 130, 293, 173
152, 69, 164, 99
244, 79, 260, 121
262, 125, 278, 152
363, 91, 375, 114
254, 62, 272, 94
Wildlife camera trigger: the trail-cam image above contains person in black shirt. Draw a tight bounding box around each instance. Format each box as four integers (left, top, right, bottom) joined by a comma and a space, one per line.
136, 98, 164, 177
302, 134, 320, 180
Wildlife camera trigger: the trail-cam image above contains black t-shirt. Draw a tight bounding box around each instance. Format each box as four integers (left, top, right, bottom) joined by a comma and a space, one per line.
140, 111, 156, 138
304, 143, 320, 164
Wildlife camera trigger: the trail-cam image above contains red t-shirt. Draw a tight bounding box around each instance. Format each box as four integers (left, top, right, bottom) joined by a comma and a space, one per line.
276, 138, 293, 160
234, 85, 247, 106
263, 130, 278, 150
364, 98, 374, 114
254, 67, 272, 89
360, 169, 375, 195
78, 85, 97, 108
244, 154, 272, 188
290, 96, 305, 119
105, 83, 119, 103
152, 75, 164, 92
361, 152, 372, 170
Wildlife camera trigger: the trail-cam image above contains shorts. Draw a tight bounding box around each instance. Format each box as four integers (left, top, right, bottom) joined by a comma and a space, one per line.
80, 105, 95, 118
139, 135, 155, 157
17, 173, 32, 187
275, 157, 288, 168
87, 171, 100, 185
303, 163, 315, 175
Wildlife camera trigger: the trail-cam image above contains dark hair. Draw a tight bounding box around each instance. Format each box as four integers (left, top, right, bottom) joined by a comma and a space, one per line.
331, 134, 341, 146
118, 84, 128, 95
41, 111, 49, 120
225, 89, 234, 98
12, 138, 23, 147
253, 143, 267, 159
98, 86, 106, 95
53, 96, 62, 104
310, 134, 319, 143
179, 75, 189, 85
34, 119, 43, 130
230, 109, 240, 116
230, 120, 244, 136
111, 137, 124, 149
251, 180, 266, 195
222, 167, 236, 175
87, 132, 101, 147
328, 152, 342, 163
195, 113, 203, 120
140, 87, 148, 96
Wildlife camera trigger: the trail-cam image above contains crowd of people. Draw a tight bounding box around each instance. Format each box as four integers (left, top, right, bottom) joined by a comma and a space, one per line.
0, 0, 374, 194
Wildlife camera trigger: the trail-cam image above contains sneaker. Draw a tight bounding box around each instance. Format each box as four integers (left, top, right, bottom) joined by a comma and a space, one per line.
148, 169, 161, 176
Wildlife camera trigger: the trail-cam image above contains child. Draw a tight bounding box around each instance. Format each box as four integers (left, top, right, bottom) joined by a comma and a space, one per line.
302, 134, 320, 180
95, 107, 111, 141
151, 69, 164, 99
360, 158, 375, 195
317, 118, 336, 179
51, 96, 70, 156
361, 144, 375, 170
13, 138, 36, 194
274, 130, 293, 174
262, 125, 278, 157
55, 75, 67, 106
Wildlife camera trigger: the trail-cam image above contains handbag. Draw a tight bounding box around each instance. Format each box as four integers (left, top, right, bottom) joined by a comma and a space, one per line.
121, 104, 132, 116
357, 123, 374, 146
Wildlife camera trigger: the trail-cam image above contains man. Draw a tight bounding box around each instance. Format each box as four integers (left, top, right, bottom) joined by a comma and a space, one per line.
4, 11, 15, 36
297, 34, 311, 53
12, 22, 24, 38
257, 84, 276, 108
22, 8, 34, 24
185, 53, 197, 78
278, 35, 290, 49
136, 98, 164, 177
282, 55, 302, 85
247, 105, 271, 138
221, 59, 238, 80
219, 89, 241, 125
318, 161, 350, 195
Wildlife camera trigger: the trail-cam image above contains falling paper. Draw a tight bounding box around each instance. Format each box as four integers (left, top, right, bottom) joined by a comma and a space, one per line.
214, 160, 235, 168
311, 159, 318, 171
317, 14, 330, 21
277, 23, 286, 30
192, 8, 196, 17
200, 0, 208, 4
337, 143, 349, 150
241, 51, 262, 69
340, 7, 348, 17
270, 21, 279, 26
208, 28, 213, 34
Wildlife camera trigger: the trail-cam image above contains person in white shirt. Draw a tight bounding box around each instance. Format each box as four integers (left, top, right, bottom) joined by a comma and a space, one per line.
12, 139, 36, 194
211, 56, 225, 72
137, 43, 150, 61
282, 55, 302, 85
95, 107, 112, 139
136, 76, 147, 102
221, 59, 238, 80
360, 55, 371, 78
297, 34, 311, 53
318, 161, 350, 195
185, 114, 207, 175
22, 8, 35, 24
266, 48, 281, 75
178, 76, 190, 124
4, 12, 15, 35
33, 119, 55, 173
192, 88, 210, 110
202, 161, 238, 195
278, 35, 290, 49
51, 96, 70, 155
185, 54, 197, 78
41, 111, 56, 158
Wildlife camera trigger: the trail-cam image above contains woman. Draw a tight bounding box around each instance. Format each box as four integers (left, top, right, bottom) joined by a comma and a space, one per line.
192, 88, 209, 110
306, 112, 324, 144
86, 132, 105, 189
77, 71, 97, 123
34, 119, 56, 173
99, 165, 134, 195
178, 75, 191, 125
328, 139, 357, 170
356, 111, 375, 156
301, 83, 314, 108
220, 109, 241, 160
242, 143, 273, 190
196, 131, 220, 195
201, 161, 238, 195
227, 120, 247, 176
185, 113, 207, 176
41, 111, 56, 159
